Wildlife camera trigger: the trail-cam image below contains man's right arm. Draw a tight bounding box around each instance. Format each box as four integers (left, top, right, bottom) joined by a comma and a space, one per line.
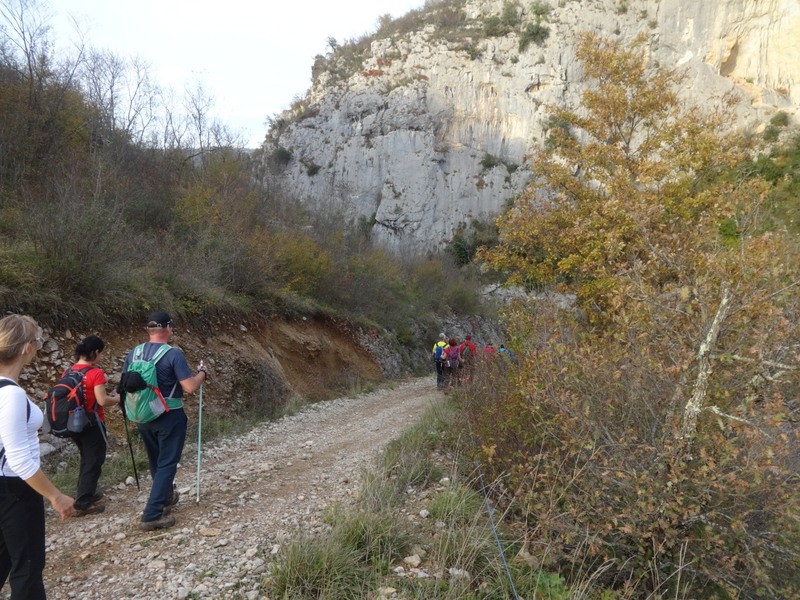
172, 350, 207, 394
179, 370, 207, 394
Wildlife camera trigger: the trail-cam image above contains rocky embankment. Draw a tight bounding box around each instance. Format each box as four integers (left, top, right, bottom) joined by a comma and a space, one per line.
37, 378, 439, 600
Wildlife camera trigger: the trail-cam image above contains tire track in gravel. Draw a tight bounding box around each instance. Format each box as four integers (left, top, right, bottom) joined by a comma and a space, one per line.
39, 377, 440, 600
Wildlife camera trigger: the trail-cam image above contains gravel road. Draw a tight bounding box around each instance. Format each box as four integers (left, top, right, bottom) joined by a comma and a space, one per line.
38, 377, 440, 600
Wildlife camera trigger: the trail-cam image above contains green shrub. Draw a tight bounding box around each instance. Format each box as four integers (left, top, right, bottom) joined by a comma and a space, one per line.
269, 536, 371, 599
271, 146, 292, 165
518, 22, 550, 52
770, 111, 790, 127
483, 16, 510, 38
530, 0, 552, 19
479, 152, 501, 169
763, 124, 780, 142
378, 423, 444, 494
428, 485, 484, 525
331, 508, 413, 569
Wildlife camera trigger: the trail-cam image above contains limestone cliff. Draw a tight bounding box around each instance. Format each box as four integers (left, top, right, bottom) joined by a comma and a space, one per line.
259, 0, 799, 251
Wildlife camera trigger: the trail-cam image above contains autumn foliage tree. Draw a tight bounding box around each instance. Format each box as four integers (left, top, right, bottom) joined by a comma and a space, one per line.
469, 33, 800, 597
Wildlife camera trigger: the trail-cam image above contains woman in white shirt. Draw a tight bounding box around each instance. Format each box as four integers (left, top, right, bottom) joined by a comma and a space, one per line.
0, 314, 74, 599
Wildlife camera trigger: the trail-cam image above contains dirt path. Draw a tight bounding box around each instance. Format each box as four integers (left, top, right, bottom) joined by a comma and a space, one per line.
40, 377, 441, 600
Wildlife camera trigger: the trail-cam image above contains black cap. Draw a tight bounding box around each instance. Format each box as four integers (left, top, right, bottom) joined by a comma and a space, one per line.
146, 311, 173, 328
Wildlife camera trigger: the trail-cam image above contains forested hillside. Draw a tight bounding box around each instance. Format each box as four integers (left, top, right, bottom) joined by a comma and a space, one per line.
0, 0, 484, 350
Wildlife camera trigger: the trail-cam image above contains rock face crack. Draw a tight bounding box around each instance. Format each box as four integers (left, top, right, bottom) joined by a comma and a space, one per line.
43, 378, 440, 600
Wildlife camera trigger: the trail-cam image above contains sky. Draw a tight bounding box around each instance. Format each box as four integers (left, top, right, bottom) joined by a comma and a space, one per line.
51, 0, 426, 148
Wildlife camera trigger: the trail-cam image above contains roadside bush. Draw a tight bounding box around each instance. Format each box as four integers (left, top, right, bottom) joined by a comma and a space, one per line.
458, 300, 800, 597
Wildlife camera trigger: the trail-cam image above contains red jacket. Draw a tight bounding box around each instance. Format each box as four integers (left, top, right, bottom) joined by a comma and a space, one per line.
459, 340, 477, 360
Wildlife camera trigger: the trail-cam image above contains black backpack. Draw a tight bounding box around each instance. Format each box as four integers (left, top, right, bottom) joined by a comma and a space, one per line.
45, 366, 93, 437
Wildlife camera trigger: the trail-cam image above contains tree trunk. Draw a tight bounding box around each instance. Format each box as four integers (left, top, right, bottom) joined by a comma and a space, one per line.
680, 283, 732, 439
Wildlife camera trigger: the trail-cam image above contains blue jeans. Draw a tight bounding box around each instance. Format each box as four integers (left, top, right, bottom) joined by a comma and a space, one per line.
136, 408, 187, 521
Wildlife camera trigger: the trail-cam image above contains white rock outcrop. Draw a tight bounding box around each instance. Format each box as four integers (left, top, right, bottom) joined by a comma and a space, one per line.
260, 0, 798, 251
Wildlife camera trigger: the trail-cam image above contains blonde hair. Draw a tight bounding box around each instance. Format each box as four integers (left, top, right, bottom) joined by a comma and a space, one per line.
0, 314, 39, 363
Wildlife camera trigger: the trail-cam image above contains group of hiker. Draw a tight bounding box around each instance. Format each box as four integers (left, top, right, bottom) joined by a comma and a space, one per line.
432, 332, 515, 389
0, 311, 207, 599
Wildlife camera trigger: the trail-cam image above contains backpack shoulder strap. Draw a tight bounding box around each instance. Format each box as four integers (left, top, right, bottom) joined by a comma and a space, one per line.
0, 379, 30, 422
0, 380, 29, 472
150, 344, 172, 365
132, 343, 146, 361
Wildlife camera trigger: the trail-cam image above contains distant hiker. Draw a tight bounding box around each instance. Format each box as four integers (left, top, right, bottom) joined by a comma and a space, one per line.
482, 342, 497, 356
119, 311, 207, 531
442, 338, 461, 389
499, 344, 516, 363
0, 314, 74, 600
432, 333, 448, 389
458, 334, 478, 383
64, 335, 117, 517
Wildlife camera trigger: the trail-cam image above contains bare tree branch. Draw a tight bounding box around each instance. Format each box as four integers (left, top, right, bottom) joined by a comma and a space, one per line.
681, 283, 733, 439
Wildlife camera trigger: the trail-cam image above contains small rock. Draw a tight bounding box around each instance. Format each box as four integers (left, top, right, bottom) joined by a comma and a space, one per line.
403, 554, 421, 568
419, 509, 430, 518
199, 528, 222, 537
411, 568, 430, 578
378, 587, 398, 598
448, 567, 471, 579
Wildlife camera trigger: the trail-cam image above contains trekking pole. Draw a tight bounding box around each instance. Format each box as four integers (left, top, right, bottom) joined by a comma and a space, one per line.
95, 410, 108, 445
121, 398, 140, 491
195, 368, 204, 504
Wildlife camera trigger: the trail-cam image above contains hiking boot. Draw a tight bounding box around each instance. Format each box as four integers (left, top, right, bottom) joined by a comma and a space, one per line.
139, 515, 176, 531
162, 489, 180, 516
88, 490, 104, 504
73, 503, 106, 518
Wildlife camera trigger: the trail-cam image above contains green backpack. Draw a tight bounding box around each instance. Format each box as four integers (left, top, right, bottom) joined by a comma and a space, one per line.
122, 344, 176, 424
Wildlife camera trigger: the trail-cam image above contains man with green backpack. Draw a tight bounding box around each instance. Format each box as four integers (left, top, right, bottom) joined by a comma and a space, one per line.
119, 311, 208, 531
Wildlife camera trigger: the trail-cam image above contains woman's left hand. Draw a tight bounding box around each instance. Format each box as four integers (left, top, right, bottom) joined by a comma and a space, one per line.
51, 493, 75, 520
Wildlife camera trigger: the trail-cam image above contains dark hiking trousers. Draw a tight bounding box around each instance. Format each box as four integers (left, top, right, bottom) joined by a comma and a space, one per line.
435, 360, 445, 388
72, 419, 107, 509
0, 476, 46, 600
137, 408, 187, 522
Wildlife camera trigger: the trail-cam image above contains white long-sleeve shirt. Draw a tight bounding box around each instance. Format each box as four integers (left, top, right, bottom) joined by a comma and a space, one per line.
0, 377, 43, 479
